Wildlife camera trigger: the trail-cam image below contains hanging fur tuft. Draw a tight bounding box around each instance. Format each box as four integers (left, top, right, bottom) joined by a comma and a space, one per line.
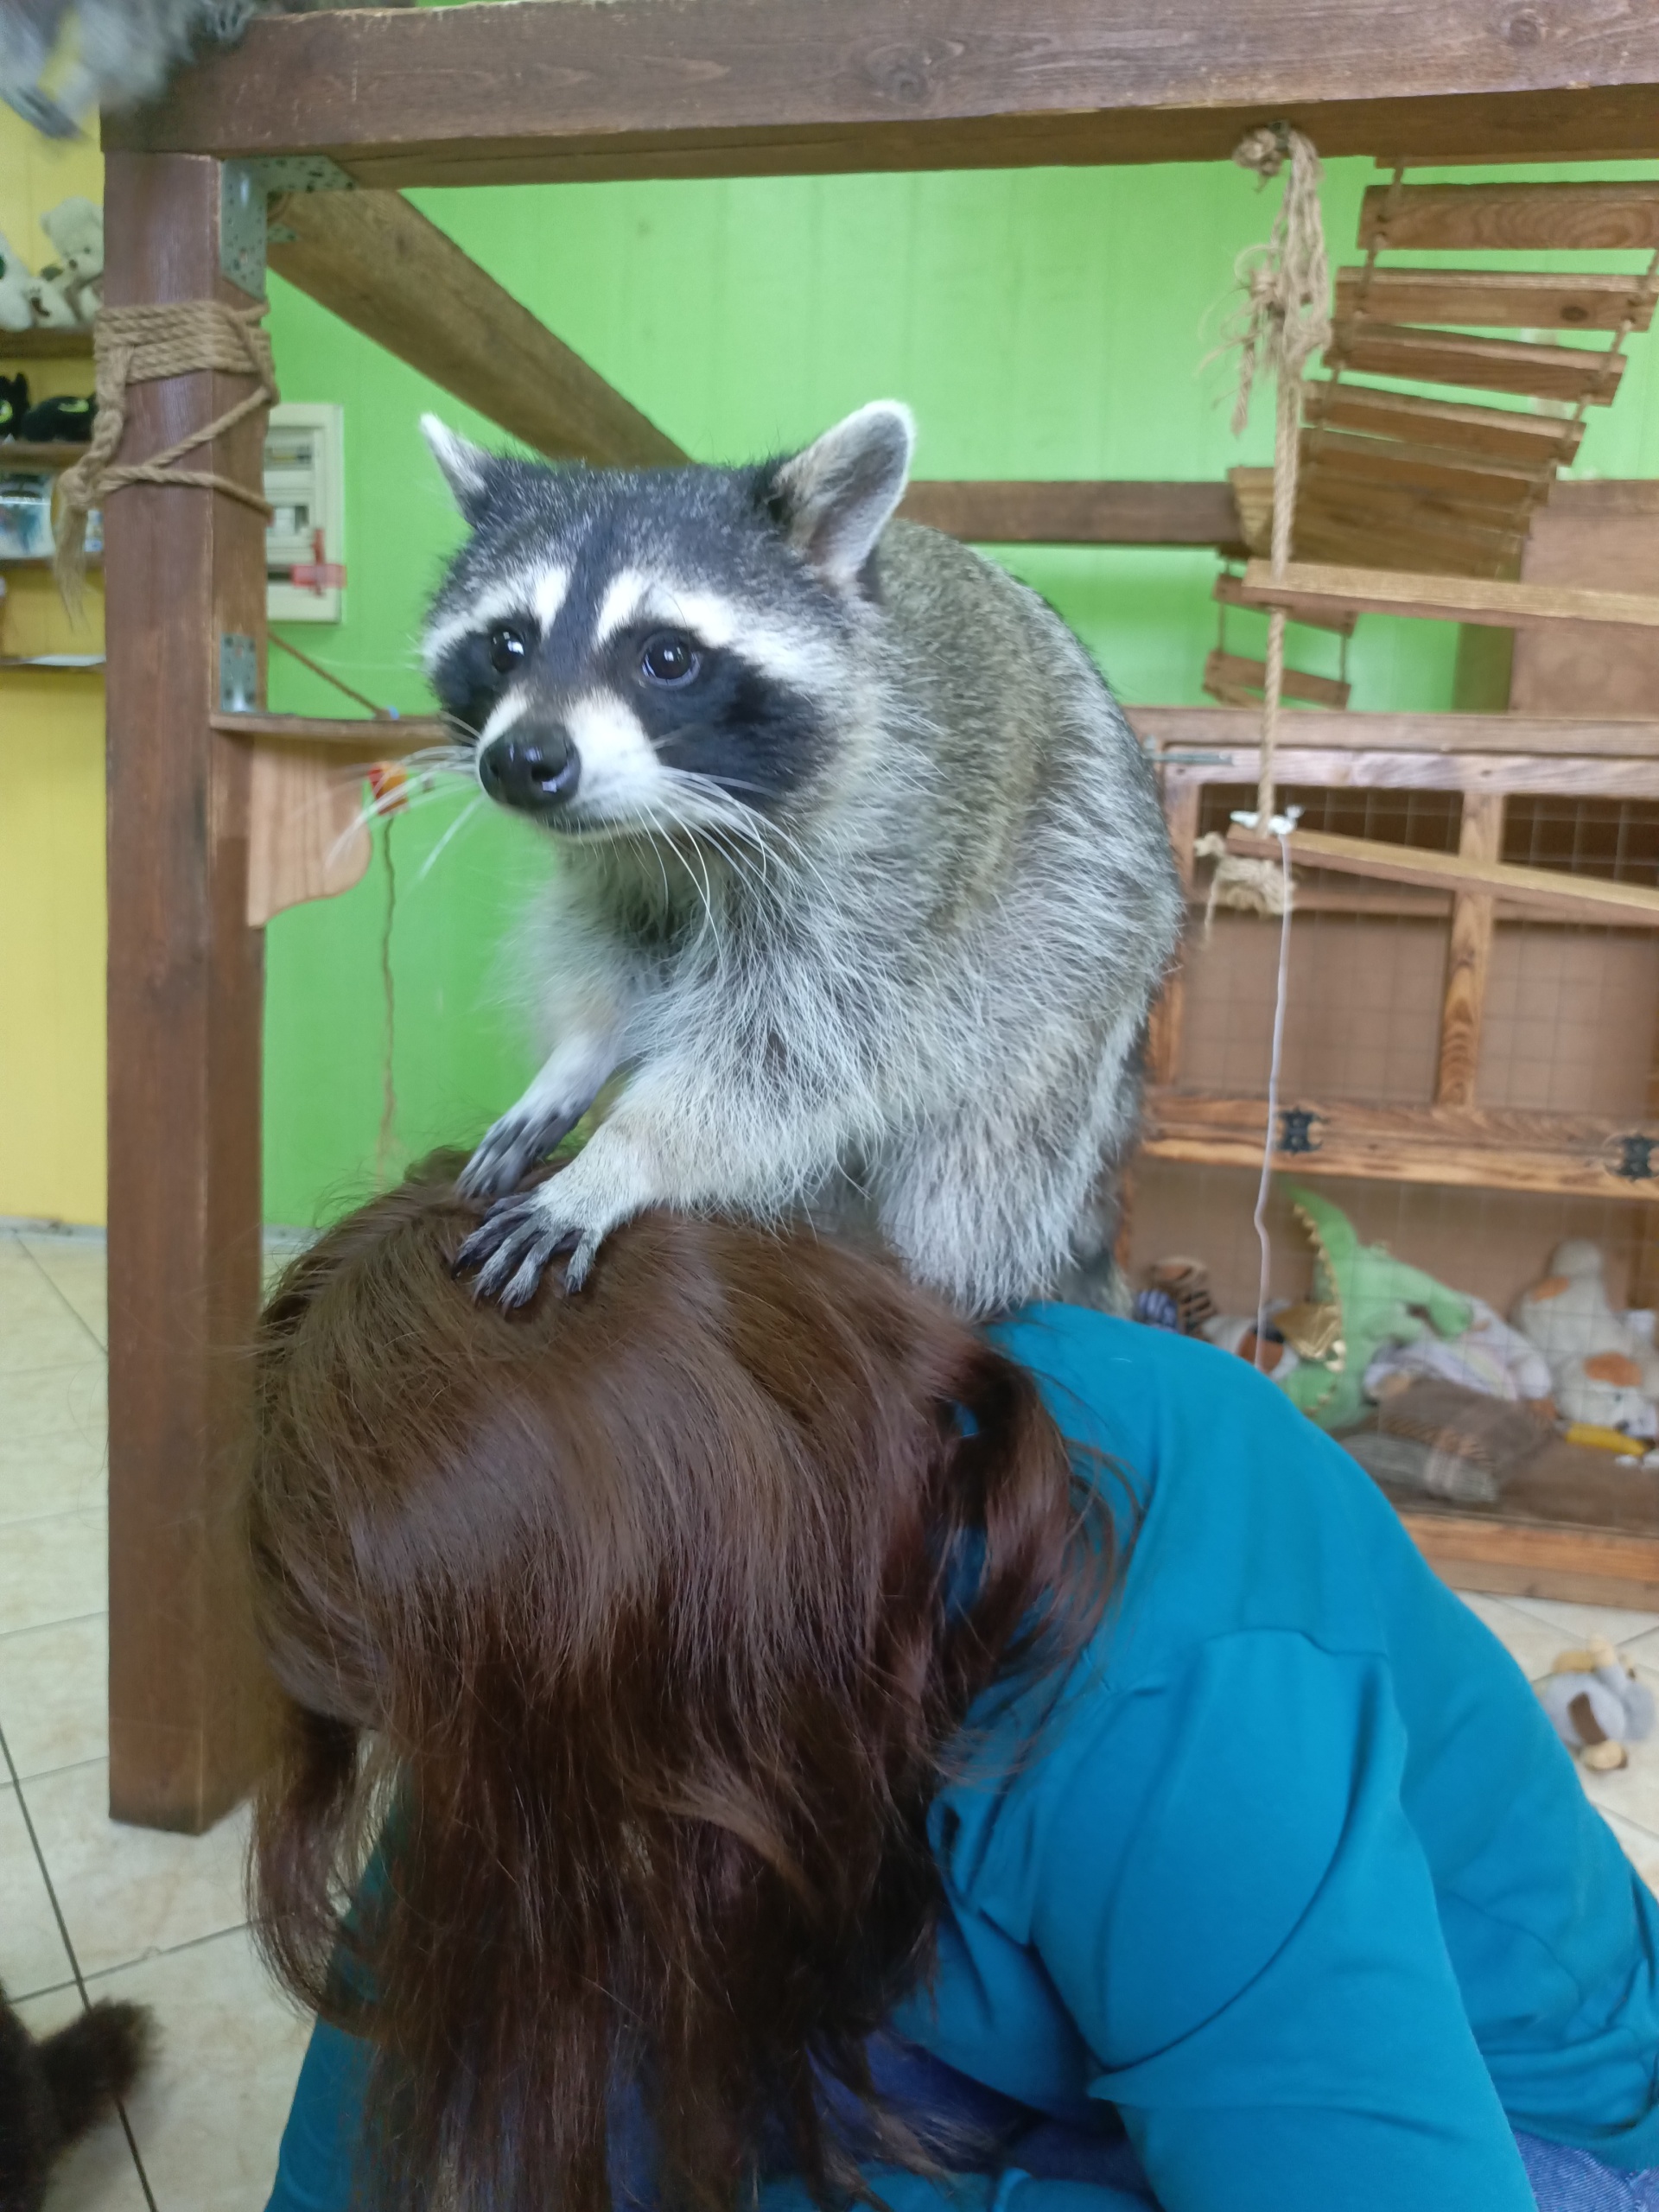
0, 0, 409, 139
0, 1983, 154, 2211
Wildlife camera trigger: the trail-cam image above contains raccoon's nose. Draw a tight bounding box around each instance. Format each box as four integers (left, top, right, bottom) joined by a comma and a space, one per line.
478, 727, 581, 814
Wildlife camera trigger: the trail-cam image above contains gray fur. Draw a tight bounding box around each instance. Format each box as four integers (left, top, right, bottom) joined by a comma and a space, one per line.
425, 402, 1183, 1316
0, 0, 393, 135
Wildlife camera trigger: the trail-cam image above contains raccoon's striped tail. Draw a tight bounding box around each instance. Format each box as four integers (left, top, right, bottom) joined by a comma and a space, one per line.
35, 2002, 153, 2143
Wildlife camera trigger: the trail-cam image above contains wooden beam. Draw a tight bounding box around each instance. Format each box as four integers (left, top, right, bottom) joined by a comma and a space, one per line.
103, 151, 273, 1833
1402, 1510, 1659, 1613
1140, 1090, 1659, 1201
1146, 777, 1200, 1087
104, 1, 1659, 185
1434, 792, 1503, 1110
1147, 747, 1659, 806
896, 480, 1243, 546
212, 710, 451, 748
1214, 569, 1357, 636
1238, 559, 1659, 632
1225, 823, 1659, 925
1332, 266, 1657, 334
1129, 708, 1659, 760
267, 189, 683, 467
1359, 180, 1659, 253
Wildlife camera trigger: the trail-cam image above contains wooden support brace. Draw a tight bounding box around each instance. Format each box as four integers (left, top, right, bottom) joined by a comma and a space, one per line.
268, 189, 683, 467
1225, 823, 1659, 926
103, 150, 274, 1832
1146, 775, 1199, 1087
1434, 791, 1503, 1110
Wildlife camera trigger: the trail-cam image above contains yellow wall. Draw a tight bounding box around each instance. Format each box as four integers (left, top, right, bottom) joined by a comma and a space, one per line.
0, 112, 105, 1222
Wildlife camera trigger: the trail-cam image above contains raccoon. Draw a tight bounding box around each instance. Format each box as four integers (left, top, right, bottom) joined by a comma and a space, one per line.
423, 401, 1183, 1317
0, 0, 403, 137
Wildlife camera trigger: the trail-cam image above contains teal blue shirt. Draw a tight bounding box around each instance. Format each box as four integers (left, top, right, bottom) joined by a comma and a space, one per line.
798, 1306, 1659, 2212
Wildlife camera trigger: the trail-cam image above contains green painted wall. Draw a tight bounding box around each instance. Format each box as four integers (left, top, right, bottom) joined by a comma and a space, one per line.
262, 155, 1659, 1226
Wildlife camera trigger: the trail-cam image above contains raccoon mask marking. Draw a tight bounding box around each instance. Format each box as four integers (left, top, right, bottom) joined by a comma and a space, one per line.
421, 401, 1183, 1317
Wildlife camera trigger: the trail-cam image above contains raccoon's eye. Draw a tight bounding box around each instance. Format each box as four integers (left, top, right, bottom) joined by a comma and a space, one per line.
639, 632, 701, 687
488, 626, 529, 675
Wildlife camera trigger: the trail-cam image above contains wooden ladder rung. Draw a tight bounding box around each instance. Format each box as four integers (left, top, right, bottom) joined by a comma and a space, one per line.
1213, 569, 1357, 636
1325, 321, 1624, 405
1300, 428, 1547, 506
1291, 493, 1526, 582
1237, 558, 1659, 632
1302, 380, 1585, 466
1358, 181, 1659, 253
1296, 472, 1533, 538
1201, 649, 1351, 710
1333, 265, 1657, 334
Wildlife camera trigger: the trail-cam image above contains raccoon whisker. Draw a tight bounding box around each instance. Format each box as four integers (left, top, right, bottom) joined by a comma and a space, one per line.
413, 794, 488, 887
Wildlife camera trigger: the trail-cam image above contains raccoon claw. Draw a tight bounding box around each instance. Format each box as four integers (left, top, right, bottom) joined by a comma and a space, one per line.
455, 1198, 584, 1307
458, 1107, 582, 1200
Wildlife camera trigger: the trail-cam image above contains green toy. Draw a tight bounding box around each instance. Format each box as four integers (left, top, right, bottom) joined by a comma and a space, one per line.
1278, 1188, 1472, 1433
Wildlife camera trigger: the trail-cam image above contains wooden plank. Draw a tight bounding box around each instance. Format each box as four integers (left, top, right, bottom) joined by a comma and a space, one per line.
1202, 649, 1351, 710
1225, 822, 1659, 925
1239, 559, 1659, 632
1401, 1511, 1659, 1611
1325, 321, 1624, 404
1214, 569, 1357, 636
1300, 427, 1547, 503
211, 710, 451, 748
104, 0, 1659, 184
0, 327, 93, 359
1147, 747, 1659, 804
1140, 1090, 1659, 1201
246, 744, 372, 928
1128, 707, 1659, 760
103, 151, 273, 1833
1511, 495, 1659, 723
1146, 775, 1199, 1087
895, 480, 1244, 546
1290, 501, 1525, 582
1360, 181, 1659, 254
1333, 265, 1656, 334
1435, 791, 1503, 1110
267, 189, 683, 467
1302, 380, 1585, 465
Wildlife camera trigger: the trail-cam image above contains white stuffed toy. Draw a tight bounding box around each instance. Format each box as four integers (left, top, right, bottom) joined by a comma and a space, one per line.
0, 231, 36, 333
37, 197, 101, 323
1514, 1239, 1659, 1439
1537, 1637, 1656, 1772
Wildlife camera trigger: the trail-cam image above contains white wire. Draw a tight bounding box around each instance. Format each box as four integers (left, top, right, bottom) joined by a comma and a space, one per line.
1252, 830, 1294, 1370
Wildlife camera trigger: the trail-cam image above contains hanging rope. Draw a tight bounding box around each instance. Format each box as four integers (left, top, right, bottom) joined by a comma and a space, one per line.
54, 298, 278, 604
1204, 124, 1331, 919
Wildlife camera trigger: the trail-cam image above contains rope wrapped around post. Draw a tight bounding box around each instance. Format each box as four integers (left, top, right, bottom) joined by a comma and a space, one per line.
1199, 124, 1331, 921
54, 299, 279, 607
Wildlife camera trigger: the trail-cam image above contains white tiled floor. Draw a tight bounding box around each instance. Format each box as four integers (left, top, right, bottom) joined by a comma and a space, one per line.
7, 1225, 1659, 2209
0, 1227, 309, 2211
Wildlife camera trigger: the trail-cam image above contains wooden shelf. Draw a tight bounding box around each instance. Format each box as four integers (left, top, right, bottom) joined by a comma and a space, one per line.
1395, 1440, 1659, 1609
1141, 1090, 1659, 1201
0, 442, 87, 470
0, 327, 92, 359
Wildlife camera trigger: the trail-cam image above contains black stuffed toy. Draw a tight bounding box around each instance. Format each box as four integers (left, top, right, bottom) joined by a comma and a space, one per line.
17, 394, 93, 444
0, 375, 28, 441
0, 1983, 151, 2212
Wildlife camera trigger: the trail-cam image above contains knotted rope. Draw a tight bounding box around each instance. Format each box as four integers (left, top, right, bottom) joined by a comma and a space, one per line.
1205, 123, 1331, 920
54, 298, 278, 604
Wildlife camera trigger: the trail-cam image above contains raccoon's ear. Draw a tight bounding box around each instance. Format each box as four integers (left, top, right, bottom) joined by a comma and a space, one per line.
767, 401, 915, 589
422, 414, 494, 524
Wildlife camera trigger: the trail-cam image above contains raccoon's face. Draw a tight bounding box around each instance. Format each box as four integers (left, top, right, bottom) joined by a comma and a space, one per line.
421, 402, 913, 842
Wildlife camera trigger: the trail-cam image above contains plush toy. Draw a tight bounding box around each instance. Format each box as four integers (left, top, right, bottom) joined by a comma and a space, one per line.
37, 195, 101, 322
19, 392, 95, 442
0, 372, 28, 436
1277, 1188, 1473, 1433
1363, 1294, 1554, 1408
1514, 1240, 1659, 1440
1537, 1637, 1656, 1772
0, 231, 35, 333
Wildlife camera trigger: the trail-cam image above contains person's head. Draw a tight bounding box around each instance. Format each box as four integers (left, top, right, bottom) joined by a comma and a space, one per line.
247, 1157, 1116, 2212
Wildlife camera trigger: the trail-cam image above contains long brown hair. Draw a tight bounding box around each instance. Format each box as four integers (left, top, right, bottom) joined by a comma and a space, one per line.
246, 1157, 1116, 2212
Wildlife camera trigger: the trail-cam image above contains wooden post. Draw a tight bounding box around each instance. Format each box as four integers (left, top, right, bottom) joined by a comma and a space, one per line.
1434, 792, 1504, 1110
1146, 773, 1200, 1087
103, 151, 273, 1831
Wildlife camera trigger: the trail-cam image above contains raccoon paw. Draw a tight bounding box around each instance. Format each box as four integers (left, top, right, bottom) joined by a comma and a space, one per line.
458, 1104, 582, 1201
454, 1194, 587, 1308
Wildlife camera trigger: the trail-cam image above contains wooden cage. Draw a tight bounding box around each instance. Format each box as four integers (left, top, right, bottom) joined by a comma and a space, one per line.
79, 0, 1659, 1827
